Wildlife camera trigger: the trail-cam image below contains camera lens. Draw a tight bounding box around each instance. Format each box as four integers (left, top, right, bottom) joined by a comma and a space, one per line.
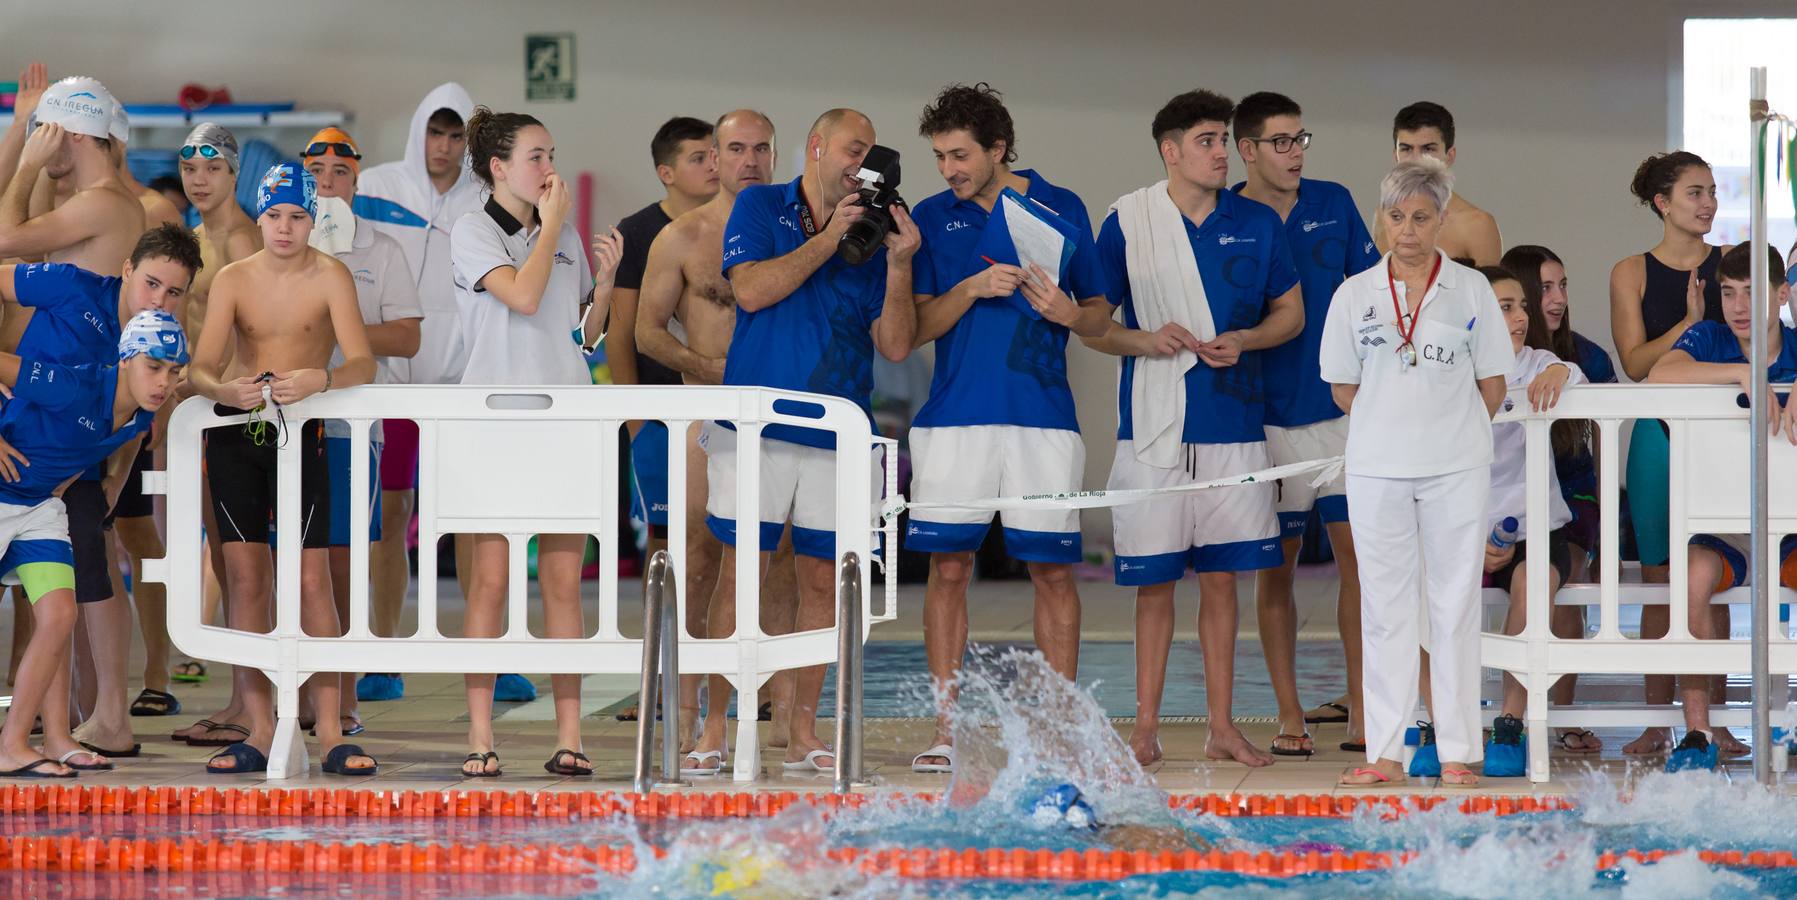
838, 206, 892, 265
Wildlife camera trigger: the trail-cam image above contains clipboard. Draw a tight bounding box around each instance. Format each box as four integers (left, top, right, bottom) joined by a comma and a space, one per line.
971, 187, 1080, 319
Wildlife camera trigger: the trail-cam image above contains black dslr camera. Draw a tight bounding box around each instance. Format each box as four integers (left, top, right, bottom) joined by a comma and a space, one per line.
836, 144, 905, 265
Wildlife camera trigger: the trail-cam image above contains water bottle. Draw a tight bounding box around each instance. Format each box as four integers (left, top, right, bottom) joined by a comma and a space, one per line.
1489, 517, 1521, 550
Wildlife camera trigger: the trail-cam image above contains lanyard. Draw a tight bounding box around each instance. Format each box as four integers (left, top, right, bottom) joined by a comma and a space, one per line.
794, 183, 820, 237
1387, 253, 1443, 366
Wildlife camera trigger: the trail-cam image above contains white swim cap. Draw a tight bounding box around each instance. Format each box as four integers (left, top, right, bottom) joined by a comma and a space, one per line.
35, 76, 118, 139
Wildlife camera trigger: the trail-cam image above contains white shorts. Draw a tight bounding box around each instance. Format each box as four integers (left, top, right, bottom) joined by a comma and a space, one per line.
1265, 416, 1350, 537
702, 423, 882, 560
904, 425, 1084, 563
0, 497, 74, 599
1108, 440, 1280, 585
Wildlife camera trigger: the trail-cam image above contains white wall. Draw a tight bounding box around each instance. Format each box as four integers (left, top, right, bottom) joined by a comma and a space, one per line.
10, 0, 1713, 542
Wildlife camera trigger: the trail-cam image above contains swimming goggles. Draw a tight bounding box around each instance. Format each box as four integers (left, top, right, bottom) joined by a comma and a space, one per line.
301, 141, 360, 160
179, 144, 225, 160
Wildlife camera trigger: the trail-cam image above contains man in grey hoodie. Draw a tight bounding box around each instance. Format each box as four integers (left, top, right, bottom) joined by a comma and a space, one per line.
353, 84, 533, 704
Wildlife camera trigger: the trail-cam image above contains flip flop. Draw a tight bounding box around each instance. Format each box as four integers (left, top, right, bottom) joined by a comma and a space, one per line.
680, 749, 726, 776
1555, 729, 1601, 754
129, 688, 182, 717
1270, 732, 1314, 757
79, 740, 141, 758
171, 661, 209, 684
322, 744, 378, 777
1340, 741, 1367, 753
1339, 766, 1391, 785
308, 720, 365, 737
781, 748, 835, 773
910, 743, 954, 774
757, 701, 772, 722
1439, 766, 1480, 786
172, 719, 218, 742
206, 743, 268, 775
543, 748, 594, 777
185, 723, 250, 747
0, 758, 76, 779
58, 749, 113, 772
1305, 701, 1350, 724
461, 751, 501, 778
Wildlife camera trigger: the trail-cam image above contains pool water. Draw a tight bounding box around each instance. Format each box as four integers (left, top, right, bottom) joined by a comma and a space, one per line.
10, 650, 1797, 899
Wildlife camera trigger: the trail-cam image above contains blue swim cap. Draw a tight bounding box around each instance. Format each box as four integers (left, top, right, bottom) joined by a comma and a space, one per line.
256, 162, 317, 219
118, 310, 190, 365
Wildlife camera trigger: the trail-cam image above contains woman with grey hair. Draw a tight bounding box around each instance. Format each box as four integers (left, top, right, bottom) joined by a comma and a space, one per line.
1318, 157, 1513, 786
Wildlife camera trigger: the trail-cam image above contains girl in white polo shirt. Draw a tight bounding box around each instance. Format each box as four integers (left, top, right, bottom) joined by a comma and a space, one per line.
450, 106, 611, 779
1319, 158, 1513, 787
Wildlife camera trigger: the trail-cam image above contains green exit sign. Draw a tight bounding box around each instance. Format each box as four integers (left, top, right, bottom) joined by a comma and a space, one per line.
525, 33, 576, 102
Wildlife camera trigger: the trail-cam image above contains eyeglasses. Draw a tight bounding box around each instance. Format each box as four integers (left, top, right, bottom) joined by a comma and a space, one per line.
1248, 132, 1313, 154
179, 144, 223, 160
302, 141, 360, 160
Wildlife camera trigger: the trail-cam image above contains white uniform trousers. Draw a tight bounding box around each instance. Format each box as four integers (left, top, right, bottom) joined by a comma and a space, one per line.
1346, 465, 1489, 766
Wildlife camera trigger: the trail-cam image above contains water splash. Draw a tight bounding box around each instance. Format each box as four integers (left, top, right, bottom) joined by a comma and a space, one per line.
943, 646, 1166, 827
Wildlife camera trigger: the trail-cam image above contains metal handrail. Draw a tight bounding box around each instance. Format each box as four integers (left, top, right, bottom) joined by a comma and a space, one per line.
834, 552, 866, 793
634, 550, 686, 792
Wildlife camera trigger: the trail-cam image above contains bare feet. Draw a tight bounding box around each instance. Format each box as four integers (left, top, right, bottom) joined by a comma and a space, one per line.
1339, 758, 1402, 785
1206, 726, 1275, 767
1621, 727, 1672, 756
1439, 762, 1480, 786
1128, 727, 1163, 766
678, 706, 700, 756
1712, 727, 1751, 757
0, 747, 72, 777
73, 719, 134, 753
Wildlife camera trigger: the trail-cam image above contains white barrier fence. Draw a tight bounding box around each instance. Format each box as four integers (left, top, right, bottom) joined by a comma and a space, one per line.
1485, 383, 1797, 782
143, 385, 897, 782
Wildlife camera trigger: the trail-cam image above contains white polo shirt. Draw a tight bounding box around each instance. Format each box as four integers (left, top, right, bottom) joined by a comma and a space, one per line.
325, 215, 425, 441
1487, 346, 1582, 533
1318, 250, 1513, 479
451, 198, 593, 386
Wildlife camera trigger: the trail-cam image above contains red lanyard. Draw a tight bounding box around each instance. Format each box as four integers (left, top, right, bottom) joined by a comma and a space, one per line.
1387, 253, 1443, 354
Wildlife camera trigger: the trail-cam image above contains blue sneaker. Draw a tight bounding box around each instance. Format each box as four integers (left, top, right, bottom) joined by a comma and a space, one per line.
1407, 721, 1440, 777
357, 673, 405, 702
1483, 714, 1527, 777
494, 673, 538, 703
1665, 730, 1719, 773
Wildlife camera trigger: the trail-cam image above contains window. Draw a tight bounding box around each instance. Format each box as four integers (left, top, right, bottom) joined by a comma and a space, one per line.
1683, 18, 1797, 259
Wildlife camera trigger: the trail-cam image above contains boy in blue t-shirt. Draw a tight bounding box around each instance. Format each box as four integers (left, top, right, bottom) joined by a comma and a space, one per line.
1, 223, 204, 760
0, 311, 187, 778
1647, 244, 1797, 772
1088, 90, 1302, 769
901, 85, 1112, 774
1230, 91, 1381, 757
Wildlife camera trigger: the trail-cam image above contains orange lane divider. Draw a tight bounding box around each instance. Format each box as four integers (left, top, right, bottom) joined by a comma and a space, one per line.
0, 786, 1574, 821
1, 832, 1793, 880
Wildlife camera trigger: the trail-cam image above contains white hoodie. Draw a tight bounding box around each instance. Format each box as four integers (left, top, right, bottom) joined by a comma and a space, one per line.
355, 83, 483, 385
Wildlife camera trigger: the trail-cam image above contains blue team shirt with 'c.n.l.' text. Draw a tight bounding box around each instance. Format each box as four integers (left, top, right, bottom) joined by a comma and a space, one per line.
720, 176, 888, 449
909, 169, 1106, 432
0, 361, 154, 506
1097, 188, 1300, 445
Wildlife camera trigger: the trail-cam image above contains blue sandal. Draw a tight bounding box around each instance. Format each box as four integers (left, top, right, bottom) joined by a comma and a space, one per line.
206, 742, 268, 774
323, 744, 378, 776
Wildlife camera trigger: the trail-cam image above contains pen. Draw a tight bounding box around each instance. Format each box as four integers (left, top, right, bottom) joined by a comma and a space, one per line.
980, 255, 999, 266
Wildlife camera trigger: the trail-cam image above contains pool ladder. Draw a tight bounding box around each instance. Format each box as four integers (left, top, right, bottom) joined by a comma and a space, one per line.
632, 549, 870, 792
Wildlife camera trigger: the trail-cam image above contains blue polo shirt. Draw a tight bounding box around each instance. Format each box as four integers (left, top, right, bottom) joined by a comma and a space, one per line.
1097, 189, 1300, 445
0, 360, 154, 506
1671, 320, 1797, 380
1229, 179, 1379, 428
721, 177, 889, 449
909, 170, 1105, 432
13, 263, 122, 365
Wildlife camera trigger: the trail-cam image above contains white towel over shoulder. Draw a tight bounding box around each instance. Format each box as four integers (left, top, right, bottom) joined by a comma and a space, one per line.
1111, 181, 1215, 469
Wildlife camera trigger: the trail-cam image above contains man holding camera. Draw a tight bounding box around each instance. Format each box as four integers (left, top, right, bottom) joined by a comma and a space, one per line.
903, 84, 1112, 774
689, 108, 918, 774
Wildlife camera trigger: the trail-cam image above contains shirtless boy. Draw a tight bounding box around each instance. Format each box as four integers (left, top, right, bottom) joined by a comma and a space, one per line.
186, 164, 377, 776
1372, 102, 1501, 266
